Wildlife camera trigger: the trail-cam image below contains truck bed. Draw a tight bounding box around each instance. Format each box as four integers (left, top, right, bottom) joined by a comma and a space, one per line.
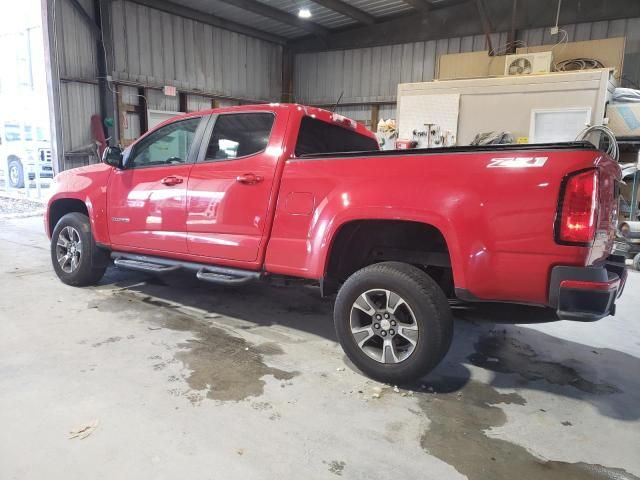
267, 141, 619, 307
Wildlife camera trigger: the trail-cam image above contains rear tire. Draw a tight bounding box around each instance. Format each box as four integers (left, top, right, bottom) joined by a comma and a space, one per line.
51, 212, 108, 286
334, 261, 453, 384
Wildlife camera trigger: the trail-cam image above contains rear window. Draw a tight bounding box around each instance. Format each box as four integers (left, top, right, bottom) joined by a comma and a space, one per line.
295, 116, 378, 156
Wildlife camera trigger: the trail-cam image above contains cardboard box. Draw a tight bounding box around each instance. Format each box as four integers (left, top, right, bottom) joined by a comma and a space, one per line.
608, 103, 640, 137
437, 37, 625, 81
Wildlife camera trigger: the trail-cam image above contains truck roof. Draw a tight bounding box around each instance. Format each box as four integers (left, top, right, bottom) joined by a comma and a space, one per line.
160, 103, 377, 143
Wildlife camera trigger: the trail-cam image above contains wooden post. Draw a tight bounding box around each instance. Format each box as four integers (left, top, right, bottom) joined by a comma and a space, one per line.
371, 104, 380, 131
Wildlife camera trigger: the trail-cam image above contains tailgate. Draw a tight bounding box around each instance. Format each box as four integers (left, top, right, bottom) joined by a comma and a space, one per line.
587, 154, 622, 265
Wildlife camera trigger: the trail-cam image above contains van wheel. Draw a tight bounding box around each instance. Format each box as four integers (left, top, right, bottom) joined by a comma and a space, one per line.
334, 261, 453, 384
51, 212, 108, 286
8, 158, 24, 188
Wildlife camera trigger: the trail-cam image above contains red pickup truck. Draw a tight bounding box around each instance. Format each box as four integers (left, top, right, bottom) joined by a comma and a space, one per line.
46, 103, 627, 383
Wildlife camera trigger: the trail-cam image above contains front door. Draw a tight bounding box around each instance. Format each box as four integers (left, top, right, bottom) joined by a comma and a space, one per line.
186, 111, 282, 264
108, 116, 204, 254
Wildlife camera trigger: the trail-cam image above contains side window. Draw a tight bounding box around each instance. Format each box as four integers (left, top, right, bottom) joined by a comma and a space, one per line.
128, 117, 201, 169
295, 116, 379, 156
204, 113, 274, 161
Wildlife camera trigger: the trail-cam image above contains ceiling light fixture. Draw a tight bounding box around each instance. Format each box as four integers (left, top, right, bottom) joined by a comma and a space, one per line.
298, 7, 311, 19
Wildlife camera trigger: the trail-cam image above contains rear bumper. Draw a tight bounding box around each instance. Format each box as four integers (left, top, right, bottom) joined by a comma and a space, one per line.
549, 255, 627, 321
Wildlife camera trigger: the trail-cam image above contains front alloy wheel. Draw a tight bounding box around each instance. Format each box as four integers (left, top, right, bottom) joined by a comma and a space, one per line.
55, 226, 83, 273
51, 212, 108, 286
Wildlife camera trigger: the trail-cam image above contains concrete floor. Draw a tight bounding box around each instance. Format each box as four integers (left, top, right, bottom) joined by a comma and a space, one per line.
1, 216, 639, 480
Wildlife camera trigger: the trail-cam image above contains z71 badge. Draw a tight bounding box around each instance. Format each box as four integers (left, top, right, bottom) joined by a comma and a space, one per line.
487, 156, 548, 168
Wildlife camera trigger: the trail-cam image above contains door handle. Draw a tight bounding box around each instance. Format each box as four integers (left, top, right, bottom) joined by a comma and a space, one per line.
236, 173, 263, 185
161, 176, 184, 186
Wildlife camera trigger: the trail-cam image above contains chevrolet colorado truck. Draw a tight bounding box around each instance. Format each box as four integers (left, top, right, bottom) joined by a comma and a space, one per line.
46, 104, 627, 383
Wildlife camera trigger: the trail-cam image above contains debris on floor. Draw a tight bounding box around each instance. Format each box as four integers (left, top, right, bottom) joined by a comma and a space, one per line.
0, 195, 45, 218
68, 419, 99, 440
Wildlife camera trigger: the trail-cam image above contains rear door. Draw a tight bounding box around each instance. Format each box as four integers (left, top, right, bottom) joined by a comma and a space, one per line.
107, 116, 205, 253
186, 111, 284, 264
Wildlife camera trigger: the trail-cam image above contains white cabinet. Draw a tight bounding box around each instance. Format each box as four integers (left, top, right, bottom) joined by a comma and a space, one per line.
397, 69, 616, 145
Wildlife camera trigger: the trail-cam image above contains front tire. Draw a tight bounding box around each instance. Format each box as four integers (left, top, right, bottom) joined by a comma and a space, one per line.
51, 212, 108, 286
334, 262, 453, 384
633, 253, 640, 271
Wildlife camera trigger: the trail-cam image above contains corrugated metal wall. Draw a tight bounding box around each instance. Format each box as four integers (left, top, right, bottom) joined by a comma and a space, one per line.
110, 0, 282, 101
53, 0, 282, 160
294, 32, 510, 106
294, 17, 640, 123
59, 82, 101, 151
520, 18, 640, 86
54, 0, 100, 153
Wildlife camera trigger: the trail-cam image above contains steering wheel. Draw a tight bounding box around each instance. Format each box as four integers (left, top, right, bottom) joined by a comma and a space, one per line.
165, 157, 182, 164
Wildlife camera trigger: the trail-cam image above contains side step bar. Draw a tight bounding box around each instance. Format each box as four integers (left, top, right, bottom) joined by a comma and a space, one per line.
113, 258, 180, 274
111, 252, 262, 285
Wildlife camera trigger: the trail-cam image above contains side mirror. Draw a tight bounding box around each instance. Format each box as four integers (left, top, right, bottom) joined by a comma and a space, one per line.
102, 145, 123, 168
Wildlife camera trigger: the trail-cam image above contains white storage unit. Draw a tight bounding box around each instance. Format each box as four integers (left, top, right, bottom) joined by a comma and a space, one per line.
397, 69, 616, 145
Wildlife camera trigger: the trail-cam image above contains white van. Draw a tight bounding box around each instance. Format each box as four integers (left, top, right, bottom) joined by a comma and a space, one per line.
0, 122, 53, 188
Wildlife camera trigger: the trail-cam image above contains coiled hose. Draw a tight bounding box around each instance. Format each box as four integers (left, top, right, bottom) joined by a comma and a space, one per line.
576, 125, 619, 161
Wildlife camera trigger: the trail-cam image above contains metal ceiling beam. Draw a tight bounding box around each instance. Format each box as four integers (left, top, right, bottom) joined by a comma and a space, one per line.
290, 0, 640, 52
66, 0, 102, 39
400, 0, 432, 12
219, 0, 329, 37
129, 0, 287, 44
310, 0, 376, 25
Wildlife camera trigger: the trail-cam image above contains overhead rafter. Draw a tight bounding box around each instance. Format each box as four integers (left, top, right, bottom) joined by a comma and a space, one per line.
67, 0, 102, 39
290, 0, 640, 52
129, 0, 287, 44
401, 0, 432, 12
311, 0, 376, 25
219, 0, 329, 37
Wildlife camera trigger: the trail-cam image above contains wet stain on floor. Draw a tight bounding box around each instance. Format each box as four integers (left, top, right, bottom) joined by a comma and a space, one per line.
89, 292, 297, 402
92, 336, 122, 347
419, 378, 638, 480
324, 460, 346, 476
469, 334, 620, 394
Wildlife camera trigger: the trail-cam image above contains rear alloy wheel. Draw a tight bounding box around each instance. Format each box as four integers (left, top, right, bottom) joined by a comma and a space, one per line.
51, 212, 108, 286
334, 262, 453, 384
350, 289, 419, 364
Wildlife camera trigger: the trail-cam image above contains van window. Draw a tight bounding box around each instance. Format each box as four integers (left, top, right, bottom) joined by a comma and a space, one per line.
4, 124, 21, 142
295, 116, 378, 156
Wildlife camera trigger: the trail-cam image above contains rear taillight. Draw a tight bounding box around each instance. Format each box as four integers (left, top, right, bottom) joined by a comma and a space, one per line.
556, 169, 599, 245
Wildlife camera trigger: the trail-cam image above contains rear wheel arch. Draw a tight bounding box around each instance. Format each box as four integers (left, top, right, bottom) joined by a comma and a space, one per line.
322, 219, 455, 296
